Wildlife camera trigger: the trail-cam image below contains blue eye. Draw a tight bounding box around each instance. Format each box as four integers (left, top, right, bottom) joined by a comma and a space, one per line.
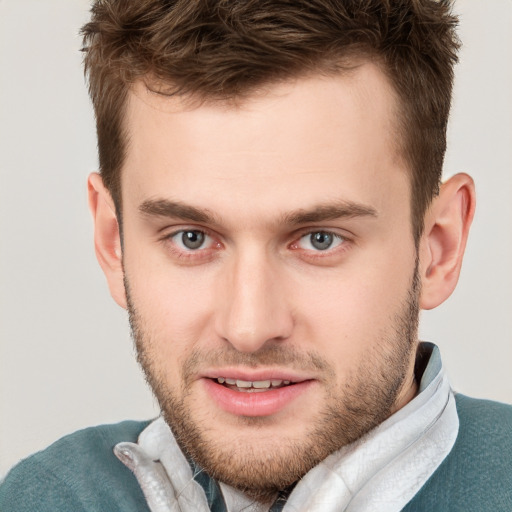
298, 231, 344, 251
172, 230, 210, 250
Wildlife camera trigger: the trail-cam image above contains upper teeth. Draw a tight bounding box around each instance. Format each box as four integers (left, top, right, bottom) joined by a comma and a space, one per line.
217, 378, 291, 388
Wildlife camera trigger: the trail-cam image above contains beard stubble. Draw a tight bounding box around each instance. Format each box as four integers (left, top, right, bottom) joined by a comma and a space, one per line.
125, 264, 420, 501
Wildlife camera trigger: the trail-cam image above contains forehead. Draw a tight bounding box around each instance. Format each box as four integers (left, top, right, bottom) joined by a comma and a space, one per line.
121, 63, 408, 225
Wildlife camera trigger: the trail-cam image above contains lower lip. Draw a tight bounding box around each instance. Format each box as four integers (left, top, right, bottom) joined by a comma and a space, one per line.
203, 378, 314, 417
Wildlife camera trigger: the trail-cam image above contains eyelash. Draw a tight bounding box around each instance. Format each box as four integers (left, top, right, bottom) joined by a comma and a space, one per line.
288, 229, 351, 262
160, 227, 351, 262
161, 228, 221, 261
292, 231, 345, 250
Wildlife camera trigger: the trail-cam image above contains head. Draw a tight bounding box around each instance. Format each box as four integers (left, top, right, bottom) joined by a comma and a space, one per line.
85, 0, 475, 502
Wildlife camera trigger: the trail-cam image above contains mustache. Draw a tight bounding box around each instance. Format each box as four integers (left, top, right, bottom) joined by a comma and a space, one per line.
181, 345, 334, 384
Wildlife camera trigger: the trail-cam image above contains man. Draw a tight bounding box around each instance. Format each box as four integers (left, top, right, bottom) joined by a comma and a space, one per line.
1, 0, 511, 510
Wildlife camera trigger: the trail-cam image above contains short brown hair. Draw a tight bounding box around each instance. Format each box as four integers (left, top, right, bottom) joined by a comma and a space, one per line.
82, 0, 459, 242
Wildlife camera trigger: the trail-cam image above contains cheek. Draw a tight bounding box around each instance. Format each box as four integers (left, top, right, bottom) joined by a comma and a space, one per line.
125, 258, 218, 371
292, 255, 414, 363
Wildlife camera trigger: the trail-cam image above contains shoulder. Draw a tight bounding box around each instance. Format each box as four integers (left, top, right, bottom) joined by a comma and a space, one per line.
455, 393, 512, 433
453, 394, 512, 478
0, 420, 152, 512
403, 394, 512, 511
452, 394, 512, 479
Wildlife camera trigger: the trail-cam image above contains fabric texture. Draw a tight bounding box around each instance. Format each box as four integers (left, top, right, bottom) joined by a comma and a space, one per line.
402, 394, 512, 511
1, 346, 512, 511
0, 420, 152, 512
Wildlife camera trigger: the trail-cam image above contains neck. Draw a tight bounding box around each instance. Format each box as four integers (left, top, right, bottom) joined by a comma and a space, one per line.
390, 350, 419, 415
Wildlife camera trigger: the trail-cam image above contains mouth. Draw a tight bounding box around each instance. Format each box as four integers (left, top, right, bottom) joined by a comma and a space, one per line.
202, 373, 314, 417
213, 377, 293, 393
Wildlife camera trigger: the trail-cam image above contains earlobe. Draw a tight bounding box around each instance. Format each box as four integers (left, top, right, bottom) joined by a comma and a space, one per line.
87, 173, 127, 309
419, 173, 476, 310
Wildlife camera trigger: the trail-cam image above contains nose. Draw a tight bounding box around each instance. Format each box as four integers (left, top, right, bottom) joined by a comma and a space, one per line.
215, 249, 294, 353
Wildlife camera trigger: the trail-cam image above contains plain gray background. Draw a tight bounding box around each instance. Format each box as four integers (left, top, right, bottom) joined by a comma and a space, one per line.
1, 1, 511, 478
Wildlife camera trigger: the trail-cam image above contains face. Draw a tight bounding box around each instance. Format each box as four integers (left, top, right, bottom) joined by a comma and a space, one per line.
120, 64, 420, 499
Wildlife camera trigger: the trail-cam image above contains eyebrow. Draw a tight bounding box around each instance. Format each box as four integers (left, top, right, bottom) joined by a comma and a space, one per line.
138, 198, 378, 226
139, 199, 218, 224
282, 201, 378, 225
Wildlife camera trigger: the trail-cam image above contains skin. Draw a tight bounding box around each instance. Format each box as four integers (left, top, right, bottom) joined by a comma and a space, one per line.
89, 63, 475, 500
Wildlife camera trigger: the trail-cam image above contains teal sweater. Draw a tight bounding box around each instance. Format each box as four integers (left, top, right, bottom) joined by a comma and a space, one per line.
1, 395, 511, 511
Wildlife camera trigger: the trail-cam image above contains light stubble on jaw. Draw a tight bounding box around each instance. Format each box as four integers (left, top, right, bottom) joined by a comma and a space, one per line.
124, 262, 420, 502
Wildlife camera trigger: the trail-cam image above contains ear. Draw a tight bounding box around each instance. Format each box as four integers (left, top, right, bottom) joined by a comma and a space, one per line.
419, 173, 476, 310
88, 173, 127, 309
